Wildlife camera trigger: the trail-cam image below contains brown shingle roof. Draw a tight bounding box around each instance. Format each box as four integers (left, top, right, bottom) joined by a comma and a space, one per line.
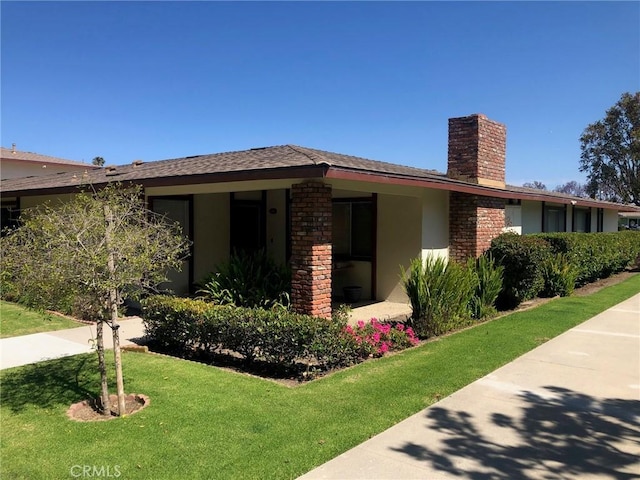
0, 147, 94, 167
1, 144, 638, 212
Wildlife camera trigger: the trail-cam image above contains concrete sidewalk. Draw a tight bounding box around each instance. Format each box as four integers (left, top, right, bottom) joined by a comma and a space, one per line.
0, 317, 146, 370
299, 293, 640, 480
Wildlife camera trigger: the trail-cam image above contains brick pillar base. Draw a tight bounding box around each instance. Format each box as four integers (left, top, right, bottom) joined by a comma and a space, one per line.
449, 192, 505, 262
290, 182, 332, 318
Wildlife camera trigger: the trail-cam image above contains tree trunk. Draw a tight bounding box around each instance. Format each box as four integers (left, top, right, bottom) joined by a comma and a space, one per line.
104, 204, 126, 416
96, 319, 111, 416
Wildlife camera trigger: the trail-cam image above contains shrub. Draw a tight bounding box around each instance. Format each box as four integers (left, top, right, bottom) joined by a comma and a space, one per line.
197, 249, 291, 309
401, 255, 476, 338
540, 253, 578, 297
536, 231, 640, 285
142, 295, 419, 375
344, 319, 419, 357
488, 233, 553, 309
141, 295, 211, 351
469, 254, 504, 319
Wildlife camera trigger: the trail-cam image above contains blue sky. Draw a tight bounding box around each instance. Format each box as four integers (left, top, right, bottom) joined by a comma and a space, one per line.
1, 1, 638, 187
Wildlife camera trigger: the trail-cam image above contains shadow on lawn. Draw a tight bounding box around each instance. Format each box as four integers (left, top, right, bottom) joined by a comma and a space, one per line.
391, 386, 640, 479
1, 355, 98, 413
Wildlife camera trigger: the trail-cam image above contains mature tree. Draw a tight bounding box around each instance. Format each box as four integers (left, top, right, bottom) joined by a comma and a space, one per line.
1, 184, 189, 416
580, 92, 640, 205
554, 180, 587, 198
92, 156, 105, 166
522, 181, 547, 190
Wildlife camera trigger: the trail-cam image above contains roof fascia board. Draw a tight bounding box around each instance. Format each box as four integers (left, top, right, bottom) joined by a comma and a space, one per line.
0, 165, 328, 198
324, 168, 640, 211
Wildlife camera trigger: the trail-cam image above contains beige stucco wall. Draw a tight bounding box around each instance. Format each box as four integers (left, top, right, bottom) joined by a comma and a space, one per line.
19, 193, 76, 210
266, 189, 287, 266
376, 193, 421, 302
420, 189, 449, 260
192, 193, 230, 283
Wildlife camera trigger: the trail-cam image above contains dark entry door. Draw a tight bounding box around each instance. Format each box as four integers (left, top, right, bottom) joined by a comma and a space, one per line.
230, 194, 266, 254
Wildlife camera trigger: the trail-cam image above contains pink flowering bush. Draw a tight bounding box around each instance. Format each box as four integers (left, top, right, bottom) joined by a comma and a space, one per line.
344, 318, 419, 358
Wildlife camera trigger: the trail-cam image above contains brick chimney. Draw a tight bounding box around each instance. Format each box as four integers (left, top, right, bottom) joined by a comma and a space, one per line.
448, 114, 506, 262
447, 114, 506, 188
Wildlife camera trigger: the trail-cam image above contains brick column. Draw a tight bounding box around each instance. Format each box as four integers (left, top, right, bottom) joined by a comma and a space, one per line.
449, 193, 505, 262
290, 181, 332, 318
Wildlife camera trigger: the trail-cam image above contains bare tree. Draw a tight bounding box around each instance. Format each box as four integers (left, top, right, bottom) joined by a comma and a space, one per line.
554, 181, 587, 198
522, 181, 547, 190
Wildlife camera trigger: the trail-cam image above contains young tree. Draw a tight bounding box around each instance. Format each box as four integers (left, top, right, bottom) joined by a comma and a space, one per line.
92, 156, 105, 166
580, 92, 640, 205
1, 184, 190, 416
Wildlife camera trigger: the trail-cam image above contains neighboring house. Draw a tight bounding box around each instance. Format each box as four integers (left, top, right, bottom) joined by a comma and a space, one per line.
2, 114, 639, 318
0, 145, 100, 230
0, 145, 97, 180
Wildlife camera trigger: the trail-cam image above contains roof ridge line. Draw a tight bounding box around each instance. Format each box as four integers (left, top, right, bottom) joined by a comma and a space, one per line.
287, 145, 331, 166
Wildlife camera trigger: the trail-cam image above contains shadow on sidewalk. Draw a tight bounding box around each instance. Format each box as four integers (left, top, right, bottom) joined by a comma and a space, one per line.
391, 386, 640, 479
1, 355, 98, 413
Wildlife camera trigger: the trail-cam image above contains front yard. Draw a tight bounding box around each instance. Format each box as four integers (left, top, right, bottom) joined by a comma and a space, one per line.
1, 275, 638, 479
0, 301, 82, 338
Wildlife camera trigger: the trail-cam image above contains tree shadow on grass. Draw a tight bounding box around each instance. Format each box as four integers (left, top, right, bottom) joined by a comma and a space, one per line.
391, 386, 640, 479
1, 355, 99, 413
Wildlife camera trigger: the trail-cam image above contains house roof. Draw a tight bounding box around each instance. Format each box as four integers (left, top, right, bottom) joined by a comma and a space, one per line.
0, 146, 95, 168
1, 144, 638, 212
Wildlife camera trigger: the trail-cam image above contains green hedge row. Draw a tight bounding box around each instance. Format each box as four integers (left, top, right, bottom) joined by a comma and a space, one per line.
535, 231, 640, 286
488, 231, 640, 309
141, 296, 361, 371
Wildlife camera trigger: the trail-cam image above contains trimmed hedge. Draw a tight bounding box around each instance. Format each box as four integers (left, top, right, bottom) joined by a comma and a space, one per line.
141, 296, 371, 372
489, 231, 640, 309
534, 231, 640, 286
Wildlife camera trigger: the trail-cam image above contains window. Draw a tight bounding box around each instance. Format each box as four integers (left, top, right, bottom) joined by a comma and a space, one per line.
1, 199, 20, 235
572, 208, 590, 233
332, 199, 374, 260
543, 203, 566, 232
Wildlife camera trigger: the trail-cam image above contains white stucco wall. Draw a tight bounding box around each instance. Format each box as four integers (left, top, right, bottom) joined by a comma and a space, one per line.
603, 209, 618, 232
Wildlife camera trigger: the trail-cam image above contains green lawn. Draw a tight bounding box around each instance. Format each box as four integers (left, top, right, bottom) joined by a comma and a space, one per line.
1, 275, 638, 480
0, 301, 82, 338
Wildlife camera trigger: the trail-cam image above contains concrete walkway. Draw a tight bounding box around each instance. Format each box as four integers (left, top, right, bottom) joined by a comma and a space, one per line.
0, 317, 146, 370
300, 293, 640, 480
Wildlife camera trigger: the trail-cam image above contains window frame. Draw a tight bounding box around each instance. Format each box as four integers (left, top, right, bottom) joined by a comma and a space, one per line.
332, 197, 375, 262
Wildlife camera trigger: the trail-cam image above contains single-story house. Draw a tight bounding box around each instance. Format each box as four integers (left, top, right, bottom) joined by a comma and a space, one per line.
2, 114, 639, 318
